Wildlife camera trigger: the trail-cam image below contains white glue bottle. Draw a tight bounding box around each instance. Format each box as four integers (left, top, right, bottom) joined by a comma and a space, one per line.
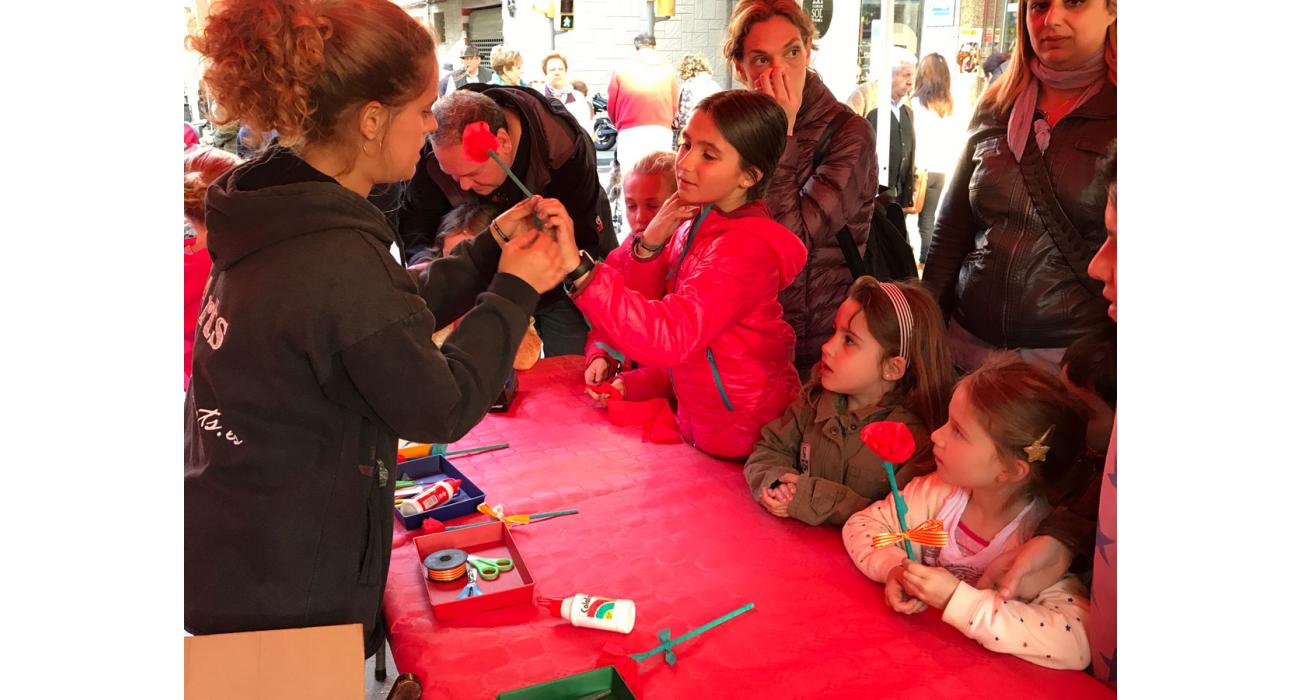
538, 594, 636, 634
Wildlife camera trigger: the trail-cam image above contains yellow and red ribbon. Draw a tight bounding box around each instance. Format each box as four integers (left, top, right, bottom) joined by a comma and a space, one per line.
478, 503, 533, 528
871, 519, 949, 550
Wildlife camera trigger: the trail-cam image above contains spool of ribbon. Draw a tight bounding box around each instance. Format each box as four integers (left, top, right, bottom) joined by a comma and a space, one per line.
871, 519, 949, 550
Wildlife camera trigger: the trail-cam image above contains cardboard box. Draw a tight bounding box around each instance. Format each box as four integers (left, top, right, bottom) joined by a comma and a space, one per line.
414, 521, 535, 620
184, 623, 364, 700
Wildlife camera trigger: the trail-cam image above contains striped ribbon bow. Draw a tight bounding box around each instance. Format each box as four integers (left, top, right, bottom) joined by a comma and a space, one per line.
478, 503, 533, 528
871, 519, 950, 550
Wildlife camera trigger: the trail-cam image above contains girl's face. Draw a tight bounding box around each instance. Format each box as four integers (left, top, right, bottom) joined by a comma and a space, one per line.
378, 57, 441, 183
1027, 0, 1116, 70
675, 109, 756, 212
819, 299, 894, 399
439, 228, 475, 255
1087, 188, 1117, 321
623, 172, 675, 237
735, 17, 810, 99
931, 384, 1012, 490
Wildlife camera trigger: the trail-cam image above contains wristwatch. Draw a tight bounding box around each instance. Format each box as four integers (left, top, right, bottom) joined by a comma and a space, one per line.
564, 250, 595, 284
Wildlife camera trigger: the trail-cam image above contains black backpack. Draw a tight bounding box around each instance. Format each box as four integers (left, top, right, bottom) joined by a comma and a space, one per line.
811, 110, 919, 282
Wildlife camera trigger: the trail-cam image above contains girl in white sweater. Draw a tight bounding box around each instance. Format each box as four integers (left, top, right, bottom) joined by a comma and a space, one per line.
844, 353, 1095, 670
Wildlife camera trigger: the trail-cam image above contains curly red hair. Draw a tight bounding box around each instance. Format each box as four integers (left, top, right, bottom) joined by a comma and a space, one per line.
187, 0, 435, 148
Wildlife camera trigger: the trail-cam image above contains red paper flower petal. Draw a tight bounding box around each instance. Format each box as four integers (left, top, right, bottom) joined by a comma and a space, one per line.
461, 120, 499, 163
860, 421, 916, 463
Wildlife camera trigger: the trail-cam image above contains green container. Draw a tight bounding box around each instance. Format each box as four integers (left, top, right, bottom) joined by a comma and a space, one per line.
496, 666, 637, 700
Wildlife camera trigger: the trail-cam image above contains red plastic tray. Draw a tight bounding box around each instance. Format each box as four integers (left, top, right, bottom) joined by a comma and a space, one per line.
413, 522, 536, 621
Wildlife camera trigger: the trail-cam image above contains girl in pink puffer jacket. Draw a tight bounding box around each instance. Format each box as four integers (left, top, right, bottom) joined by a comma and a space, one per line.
547, 90, 808, 460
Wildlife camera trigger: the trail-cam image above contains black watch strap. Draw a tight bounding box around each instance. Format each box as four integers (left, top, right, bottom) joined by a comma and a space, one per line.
564, 251, 595, 284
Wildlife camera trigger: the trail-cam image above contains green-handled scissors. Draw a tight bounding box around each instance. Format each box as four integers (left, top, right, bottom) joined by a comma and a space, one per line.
467, 555, 514, 580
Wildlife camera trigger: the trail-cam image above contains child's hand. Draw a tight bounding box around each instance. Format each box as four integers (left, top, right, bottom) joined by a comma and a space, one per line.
585, 357, 614, 386
885, 565, 928, 615
584, 376, 624, 406
975, 535, 1073, 602
759, 488, 790, 518
899, 559, 960, 610
772, 472, 799, 503
640, 192, 699, 248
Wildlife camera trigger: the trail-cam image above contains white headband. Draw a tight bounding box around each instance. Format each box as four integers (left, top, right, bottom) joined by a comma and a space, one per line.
878, 282, 914, 365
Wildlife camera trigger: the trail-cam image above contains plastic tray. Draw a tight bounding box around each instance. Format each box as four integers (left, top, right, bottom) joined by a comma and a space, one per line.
414, 522, 535, 621
496, 666, 637, 700
394, 455, 486, 531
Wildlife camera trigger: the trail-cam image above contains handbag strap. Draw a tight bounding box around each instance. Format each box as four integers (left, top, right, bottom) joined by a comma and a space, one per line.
1015, 132, 1104, 294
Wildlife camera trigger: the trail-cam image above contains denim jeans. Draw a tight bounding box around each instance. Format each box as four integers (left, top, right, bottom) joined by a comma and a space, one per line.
917, 171, 945, 263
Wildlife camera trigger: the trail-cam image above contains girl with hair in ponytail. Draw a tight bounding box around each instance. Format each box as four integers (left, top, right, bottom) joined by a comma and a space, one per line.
744, 276, 955, 526
184, 0, 566, 656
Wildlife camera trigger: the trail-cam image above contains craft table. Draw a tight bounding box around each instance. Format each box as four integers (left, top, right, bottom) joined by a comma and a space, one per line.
384, 357, 1115, 699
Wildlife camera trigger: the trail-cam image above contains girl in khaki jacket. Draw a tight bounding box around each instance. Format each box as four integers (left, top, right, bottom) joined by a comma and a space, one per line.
843, 355, 1097, 670
744, 277, 953, 525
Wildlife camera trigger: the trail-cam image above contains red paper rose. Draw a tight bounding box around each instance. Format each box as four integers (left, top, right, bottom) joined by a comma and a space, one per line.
860, 421, 916, 463
462, 120, 499, 163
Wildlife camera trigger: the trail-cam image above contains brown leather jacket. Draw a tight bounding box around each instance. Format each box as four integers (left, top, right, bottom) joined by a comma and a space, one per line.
766, 72, 879, 374
924, 84, 1115, 350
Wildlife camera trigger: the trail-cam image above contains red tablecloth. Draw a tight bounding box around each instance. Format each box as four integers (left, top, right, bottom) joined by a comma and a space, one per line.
385, 357, 1115, 699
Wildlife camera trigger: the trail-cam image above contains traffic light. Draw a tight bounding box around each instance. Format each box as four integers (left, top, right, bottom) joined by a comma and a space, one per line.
559, 0, 574, 30
655, 0, 675, 18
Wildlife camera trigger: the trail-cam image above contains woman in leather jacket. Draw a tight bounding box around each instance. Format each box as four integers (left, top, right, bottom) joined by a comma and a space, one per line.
924, 0, 1117, 371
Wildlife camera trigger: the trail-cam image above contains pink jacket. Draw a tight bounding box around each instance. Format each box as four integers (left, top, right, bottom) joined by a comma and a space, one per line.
575, 200, 807, 460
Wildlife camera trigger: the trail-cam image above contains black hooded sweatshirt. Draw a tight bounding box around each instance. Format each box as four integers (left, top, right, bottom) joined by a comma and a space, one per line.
184, 146, 538, 656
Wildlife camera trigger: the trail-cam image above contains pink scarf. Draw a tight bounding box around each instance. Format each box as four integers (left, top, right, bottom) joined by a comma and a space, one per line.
1007, 50, 1107, 161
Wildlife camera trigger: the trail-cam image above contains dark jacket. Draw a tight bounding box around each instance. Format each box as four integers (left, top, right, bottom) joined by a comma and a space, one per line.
184, 147, 538, 656
743, 387, 934, 526
765, 72, 879, 375
398, 85, 614, 303
440, 65, 496, 95
865, 103, 916, 207
923, 84, 1115, 350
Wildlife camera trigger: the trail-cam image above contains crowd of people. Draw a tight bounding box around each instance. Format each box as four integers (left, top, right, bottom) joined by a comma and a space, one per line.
183, 0, 1118, 689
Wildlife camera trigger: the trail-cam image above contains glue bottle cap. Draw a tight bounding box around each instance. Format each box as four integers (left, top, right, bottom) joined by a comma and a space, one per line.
536, 596, 566, 617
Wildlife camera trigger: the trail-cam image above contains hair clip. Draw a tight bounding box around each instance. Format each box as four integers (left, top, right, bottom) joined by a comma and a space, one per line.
1023, 424, 1055, 463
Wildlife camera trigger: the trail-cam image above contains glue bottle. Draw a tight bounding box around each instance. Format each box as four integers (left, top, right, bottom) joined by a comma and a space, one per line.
538, 593, 636, 634
396, 478, 461, 517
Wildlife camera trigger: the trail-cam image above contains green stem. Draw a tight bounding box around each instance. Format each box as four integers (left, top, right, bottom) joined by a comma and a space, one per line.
485, 151, 542, 228
443, 442, 509, 457
629, 603, 755, 662
882, 461, 914, 560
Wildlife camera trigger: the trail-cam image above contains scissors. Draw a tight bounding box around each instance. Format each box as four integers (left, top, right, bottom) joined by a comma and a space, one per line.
455, 566, 482, 599
467, 555, 514, 581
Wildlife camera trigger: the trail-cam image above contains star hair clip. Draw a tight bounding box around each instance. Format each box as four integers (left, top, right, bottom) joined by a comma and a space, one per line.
1023, 425, 1055, 463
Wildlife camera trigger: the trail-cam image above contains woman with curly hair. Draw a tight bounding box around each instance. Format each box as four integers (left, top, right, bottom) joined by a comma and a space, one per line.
673, 53, 722, 140
184, 0, 566, 656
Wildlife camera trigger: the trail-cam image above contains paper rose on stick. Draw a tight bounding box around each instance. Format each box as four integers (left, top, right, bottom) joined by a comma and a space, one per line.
860, 421, 916, 463
861, 421, 921, 560
461, 121, 534, 198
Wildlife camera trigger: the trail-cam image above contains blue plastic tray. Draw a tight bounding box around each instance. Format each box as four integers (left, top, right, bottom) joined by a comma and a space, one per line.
393, 455, 486, 531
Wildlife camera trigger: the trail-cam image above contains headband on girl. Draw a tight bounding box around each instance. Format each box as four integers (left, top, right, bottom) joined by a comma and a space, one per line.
878, 282, 914, 365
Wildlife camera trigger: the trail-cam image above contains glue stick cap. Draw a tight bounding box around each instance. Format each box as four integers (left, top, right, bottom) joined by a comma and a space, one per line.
537, 596, 566, 618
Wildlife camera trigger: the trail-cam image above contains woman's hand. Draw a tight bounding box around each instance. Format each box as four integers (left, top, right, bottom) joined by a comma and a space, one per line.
753, 65, 801, 136
533, 197, 582, 272
885, 565, 928, 615
899, 559, 960, 610
975, 535, 1073, 602
584, 357, 614, 386
584, 376, 624, 406
640, 192, 699, 248
493, 195, 544, 245
497, 230, 567, 294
